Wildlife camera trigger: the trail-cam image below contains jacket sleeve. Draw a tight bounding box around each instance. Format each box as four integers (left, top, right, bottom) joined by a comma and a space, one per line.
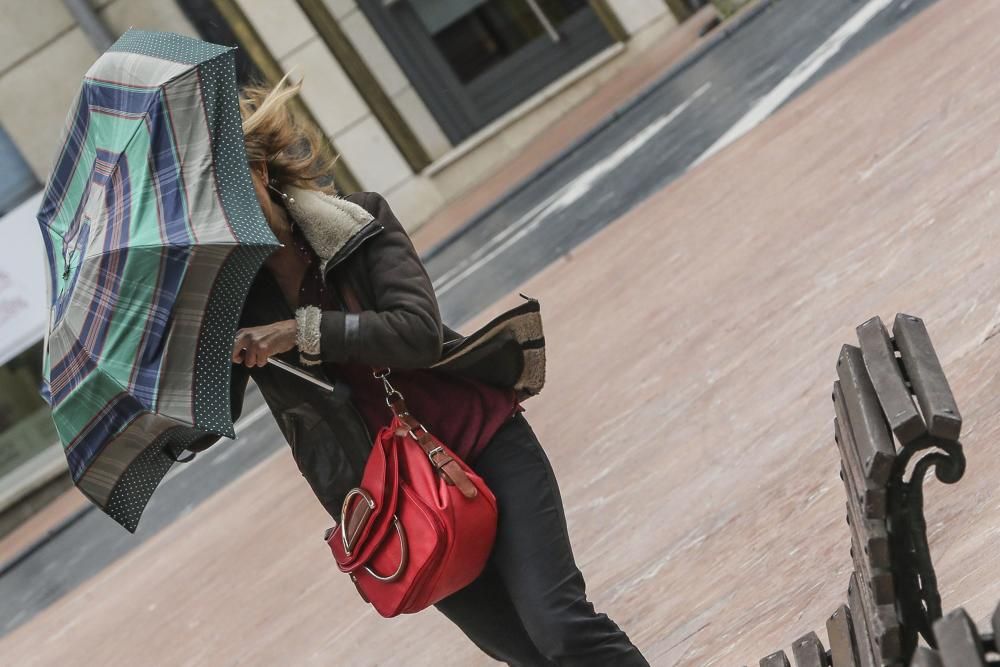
318, 192, 443, 369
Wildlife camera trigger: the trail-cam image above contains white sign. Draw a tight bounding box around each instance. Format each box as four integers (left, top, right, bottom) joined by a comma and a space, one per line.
0, 192, 48, 366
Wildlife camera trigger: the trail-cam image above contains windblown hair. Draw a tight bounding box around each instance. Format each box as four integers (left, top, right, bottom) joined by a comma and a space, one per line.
239, 73, 339, 195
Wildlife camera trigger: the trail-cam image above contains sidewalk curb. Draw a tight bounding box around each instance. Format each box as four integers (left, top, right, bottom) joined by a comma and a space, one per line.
421, 0, 776, 264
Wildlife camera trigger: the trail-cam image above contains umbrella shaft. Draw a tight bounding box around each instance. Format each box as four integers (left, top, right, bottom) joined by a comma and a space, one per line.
267, 357, 337, 392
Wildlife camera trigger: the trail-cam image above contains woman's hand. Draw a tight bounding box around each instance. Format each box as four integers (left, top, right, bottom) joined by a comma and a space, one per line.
233, 320, 298, 367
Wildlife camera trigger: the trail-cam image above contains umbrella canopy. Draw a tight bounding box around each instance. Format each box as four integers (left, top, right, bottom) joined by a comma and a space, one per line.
36, 30, 279, 532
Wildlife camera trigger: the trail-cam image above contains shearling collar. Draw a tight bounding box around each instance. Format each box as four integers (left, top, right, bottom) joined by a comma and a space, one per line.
283, 185, 376, 274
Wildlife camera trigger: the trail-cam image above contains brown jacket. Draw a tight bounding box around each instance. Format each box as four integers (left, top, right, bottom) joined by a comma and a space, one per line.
192, 189, 545, 520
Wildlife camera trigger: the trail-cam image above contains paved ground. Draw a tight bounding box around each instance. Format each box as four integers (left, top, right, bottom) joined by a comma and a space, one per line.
4, 0, 998, 663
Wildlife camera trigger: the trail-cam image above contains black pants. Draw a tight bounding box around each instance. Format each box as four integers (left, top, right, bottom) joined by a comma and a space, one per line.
433, 413, 650, 666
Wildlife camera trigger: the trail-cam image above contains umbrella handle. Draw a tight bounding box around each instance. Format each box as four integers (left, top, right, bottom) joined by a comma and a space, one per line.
164, 447, 196, 463
267, 357, 337, 393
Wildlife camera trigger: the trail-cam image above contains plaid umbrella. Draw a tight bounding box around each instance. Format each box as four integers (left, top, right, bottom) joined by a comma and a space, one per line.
36, 30, 279, 532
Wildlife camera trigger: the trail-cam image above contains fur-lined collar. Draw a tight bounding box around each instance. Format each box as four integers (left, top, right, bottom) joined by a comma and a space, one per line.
283, 185, 375, 274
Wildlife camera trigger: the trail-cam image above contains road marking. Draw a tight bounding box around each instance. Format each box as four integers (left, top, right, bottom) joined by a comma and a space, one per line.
432, 83, 712, 296
693, 0, 894, 167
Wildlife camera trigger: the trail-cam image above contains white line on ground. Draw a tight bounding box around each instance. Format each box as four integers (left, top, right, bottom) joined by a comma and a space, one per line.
692, 0, 894, 167
432, 82, 713, 297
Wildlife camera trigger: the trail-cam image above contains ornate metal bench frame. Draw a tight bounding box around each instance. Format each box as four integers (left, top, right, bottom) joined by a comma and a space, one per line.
753, 314, 998, 667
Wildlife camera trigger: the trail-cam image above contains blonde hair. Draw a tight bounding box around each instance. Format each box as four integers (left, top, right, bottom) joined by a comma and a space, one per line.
240, 73, 339, 195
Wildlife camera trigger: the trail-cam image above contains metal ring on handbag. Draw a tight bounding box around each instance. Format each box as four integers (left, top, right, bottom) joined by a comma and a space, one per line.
363, 516, 408, 583
341, 488, 376, 555
341, 490, 408, 582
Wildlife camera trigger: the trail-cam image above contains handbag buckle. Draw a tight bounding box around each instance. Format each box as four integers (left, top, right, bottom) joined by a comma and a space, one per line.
426, 446, 454, 473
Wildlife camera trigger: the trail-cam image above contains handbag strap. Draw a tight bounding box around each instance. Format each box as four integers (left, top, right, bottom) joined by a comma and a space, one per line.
337, 280, 478, 499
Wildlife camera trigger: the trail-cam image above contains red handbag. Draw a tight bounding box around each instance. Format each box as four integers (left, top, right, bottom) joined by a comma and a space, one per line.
324, 285, 498, 617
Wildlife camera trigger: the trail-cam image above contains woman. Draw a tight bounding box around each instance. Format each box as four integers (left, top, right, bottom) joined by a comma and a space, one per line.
218, 77, 650, 667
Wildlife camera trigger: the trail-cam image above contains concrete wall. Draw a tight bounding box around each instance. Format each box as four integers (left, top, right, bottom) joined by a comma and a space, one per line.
0, 1, 98, 180
0, 0, 195, 181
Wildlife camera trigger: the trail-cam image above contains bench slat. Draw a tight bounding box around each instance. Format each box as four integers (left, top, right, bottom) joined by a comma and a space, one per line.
826, 605, 860, 667
847, 576, 878, 667
845, 495, 894, 604
759, 651, 790, 667
835, 390, 895, 611
837, 345, 896, 485
834, 390, 891, 571
909, 647, 943, 667
849, 570, 901, 665
838, 443, 894, 606
857, 316, 924, 444
791, 631, 829, 667
834, 382, 888, 519
893, 314, 962, 441
836, 428, 893, 606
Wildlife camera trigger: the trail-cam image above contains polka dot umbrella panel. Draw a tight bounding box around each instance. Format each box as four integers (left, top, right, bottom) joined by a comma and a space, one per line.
35, 30, 279, 532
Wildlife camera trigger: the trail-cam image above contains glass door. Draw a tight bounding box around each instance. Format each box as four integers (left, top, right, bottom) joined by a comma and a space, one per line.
366, 0, 615, 141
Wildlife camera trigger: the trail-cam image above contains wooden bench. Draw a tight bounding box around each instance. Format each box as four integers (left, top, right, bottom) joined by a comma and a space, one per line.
751, 314, 984, 666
